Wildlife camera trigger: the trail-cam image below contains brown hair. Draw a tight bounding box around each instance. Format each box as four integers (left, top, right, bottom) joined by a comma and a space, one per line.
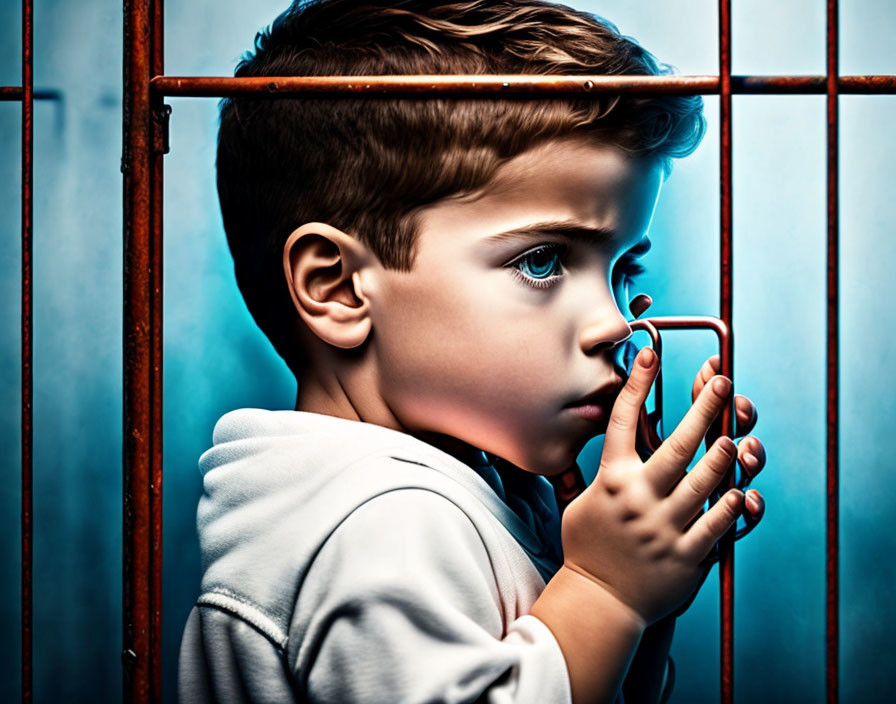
217, 0, 706, 376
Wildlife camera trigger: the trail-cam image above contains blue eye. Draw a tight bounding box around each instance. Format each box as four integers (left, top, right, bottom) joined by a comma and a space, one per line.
510, 244, 565, 285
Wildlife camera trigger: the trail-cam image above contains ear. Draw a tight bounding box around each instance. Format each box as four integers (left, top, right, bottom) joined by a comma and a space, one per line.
282, 222, 373, 350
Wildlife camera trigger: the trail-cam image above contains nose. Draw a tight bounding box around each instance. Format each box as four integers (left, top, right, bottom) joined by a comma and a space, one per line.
578, 298, 633, 356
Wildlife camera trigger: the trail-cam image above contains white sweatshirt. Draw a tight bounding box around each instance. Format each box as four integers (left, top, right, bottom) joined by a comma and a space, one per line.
178, 408, 573, 703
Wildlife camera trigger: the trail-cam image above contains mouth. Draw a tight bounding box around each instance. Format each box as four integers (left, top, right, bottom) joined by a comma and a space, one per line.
563, 378, 625, 422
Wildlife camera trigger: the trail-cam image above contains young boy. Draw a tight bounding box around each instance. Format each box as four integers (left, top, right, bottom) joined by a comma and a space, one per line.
178, 1, 768, 702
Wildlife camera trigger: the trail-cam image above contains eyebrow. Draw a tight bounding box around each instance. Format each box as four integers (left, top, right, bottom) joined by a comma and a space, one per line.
483, 220, 618, 248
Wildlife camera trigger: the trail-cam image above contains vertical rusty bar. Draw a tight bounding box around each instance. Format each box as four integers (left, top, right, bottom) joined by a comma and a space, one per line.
149, 0, 164, 699
21, 0, 33, 701
825, 1, 840, 702
122, 0, 154, 700
718, 1, 736, 703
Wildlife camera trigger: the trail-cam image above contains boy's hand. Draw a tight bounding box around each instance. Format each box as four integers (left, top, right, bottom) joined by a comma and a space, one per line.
661, 355, 768, 617
559, 346, 747, 625
692, 354, 766, 528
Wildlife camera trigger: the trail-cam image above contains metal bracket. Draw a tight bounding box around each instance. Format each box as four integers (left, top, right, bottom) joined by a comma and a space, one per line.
151, 103, 172, 155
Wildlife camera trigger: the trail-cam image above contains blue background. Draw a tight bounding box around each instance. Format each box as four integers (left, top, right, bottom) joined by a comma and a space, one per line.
1, 0, 894, 701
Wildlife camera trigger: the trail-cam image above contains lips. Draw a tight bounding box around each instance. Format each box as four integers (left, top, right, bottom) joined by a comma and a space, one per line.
563, 378, 624, 423
565, 377, 625, 409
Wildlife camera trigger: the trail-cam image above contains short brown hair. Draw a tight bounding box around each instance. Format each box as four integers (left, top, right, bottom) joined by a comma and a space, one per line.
217, 0, 706, 376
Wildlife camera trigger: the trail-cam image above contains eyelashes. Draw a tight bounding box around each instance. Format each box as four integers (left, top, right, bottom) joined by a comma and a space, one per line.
506, 243, 567, 289
614, 254, 647, 287
505, 242, 647, 291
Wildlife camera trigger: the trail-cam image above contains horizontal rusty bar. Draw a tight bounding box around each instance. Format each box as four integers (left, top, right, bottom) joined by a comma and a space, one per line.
737, 74, 896, 94
150, 74, 896, 98
1, 87, 66, 101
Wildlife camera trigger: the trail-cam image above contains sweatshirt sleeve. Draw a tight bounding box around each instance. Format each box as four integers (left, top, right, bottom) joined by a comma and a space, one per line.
291, 488, 572, 704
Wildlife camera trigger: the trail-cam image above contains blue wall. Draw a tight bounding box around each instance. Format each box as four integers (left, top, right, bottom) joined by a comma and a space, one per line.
1, 1, 894, 701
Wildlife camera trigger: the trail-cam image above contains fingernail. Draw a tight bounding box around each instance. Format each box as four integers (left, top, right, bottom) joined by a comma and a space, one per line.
712, 376, 731, 397
746, 490, 760, 512
743, 452, 759, 468
637, 347, 655, 368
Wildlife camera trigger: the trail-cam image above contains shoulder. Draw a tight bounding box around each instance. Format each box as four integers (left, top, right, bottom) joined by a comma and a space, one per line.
310, 487, 504, 599
292, 488, 512, 641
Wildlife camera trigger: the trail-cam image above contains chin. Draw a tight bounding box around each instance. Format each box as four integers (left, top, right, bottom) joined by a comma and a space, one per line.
497, 439, 585, 477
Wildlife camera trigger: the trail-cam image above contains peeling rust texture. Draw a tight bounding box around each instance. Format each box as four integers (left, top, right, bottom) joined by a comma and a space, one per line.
717, 2, 736, 703
122, 0, 163, 701
149, 73, 896, 98
826, 2, 840, 703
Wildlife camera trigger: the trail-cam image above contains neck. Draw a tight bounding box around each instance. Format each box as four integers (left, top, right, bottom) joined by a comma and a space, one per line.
293, 362, 406, 432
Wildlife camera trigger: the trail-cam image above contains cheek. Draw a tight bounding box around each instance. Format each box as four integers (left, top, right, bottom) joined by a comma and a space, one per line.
374, 281, 564, 418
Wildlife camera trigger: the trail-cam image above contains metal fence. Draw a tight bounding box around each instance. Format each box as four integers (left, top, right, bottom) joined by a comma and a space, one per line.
7, 0, 896, 701
3, 1, 33, 701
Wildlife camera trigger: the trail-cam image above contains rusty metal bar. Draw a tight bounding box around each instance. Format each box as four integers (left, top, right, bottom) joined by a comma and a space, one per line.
1, 88, 64, 101
630, 316, 733, 458
122, 0, 161, 700
718, 1, 736, 703
116, 7, 882, 704
826, 1, 840, 702
149, 74, 896, 98
149, 0, 164, 699
21, 0, 33, 701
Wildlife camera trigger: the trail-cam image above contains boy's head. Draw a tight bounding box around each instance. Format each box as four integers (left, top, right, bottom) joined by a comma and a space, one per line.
218, 0, 705, 473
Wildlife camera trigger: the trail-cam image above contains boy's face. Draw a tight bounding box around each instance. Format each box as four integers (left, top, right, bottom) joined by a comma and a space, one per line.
365, 137, 664, 475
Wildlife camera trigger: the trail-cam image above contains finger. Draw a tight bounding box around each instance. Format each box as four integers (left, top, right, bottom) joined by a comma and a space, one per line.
734, 395, 758, 437
736, 436, 766, 490
629, 293, 653, 319
679, 489, 745, 562
667, 436, 737, 528
602, 346, 659, 462
744, 487, 765, 522
733, 489, 766, 541
644, 374, 732, 494
691, 355, 720, 402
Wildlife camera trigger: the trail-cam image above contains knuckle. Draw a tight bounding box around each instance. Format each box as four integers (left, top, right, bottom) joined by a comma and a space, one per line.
686, 469, 717, 501
599, 469, 624, 496
663, 434, 692, 464
621, 483, 653, 516
619, 382, 646, 405
706, 510, 727, 537
684, 471, 709, 500
635, 524, 659, 546
712, 439, 737, 469
698, 394, 724, 423
608, 412, 633, 436
719, 493, 742, 523
645, 540, 671, 562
